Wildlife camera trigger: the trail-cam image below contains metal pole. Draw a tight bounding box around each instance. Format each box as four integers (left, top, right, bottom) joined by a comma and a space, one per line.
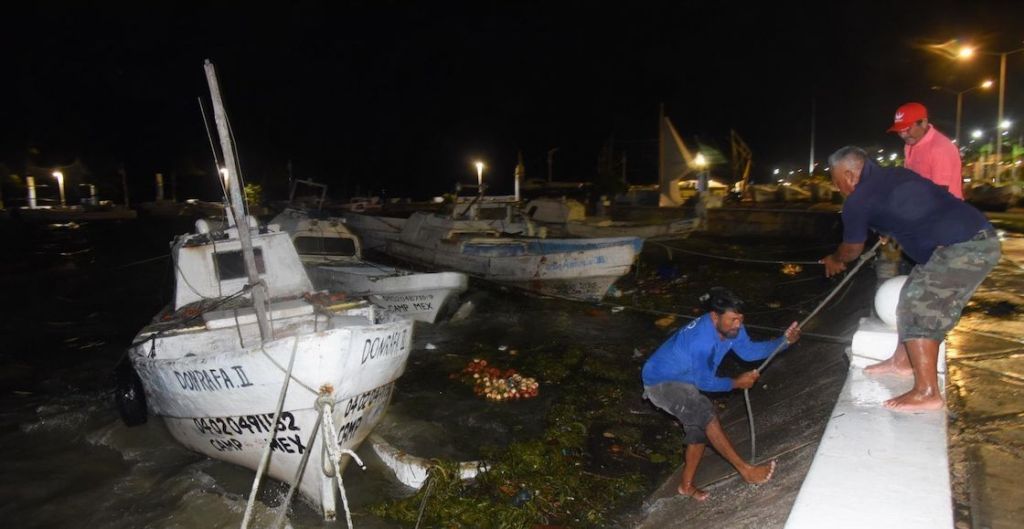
808, 97, 816, 174
204, 60, 273, 342
955, 92, 963, 146
996, 52, 1006, 181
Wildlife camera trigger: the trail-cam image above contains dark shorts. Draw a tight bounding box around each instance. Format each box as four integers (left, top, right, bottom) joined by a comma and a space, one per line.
643, 381, 714, 444
898, 234, 1001, 342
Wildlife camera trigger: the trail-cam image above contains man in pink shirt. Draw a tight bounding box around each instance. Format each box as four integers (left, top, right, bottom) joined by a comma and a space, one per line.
888, 102, 964, 199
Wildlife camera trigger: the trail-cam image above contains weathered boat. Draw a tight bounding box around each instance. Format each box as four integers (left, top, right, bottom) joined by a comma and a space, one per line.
272, 207, 468, 323
385, 211, 643, 301
118, 62, 413, 523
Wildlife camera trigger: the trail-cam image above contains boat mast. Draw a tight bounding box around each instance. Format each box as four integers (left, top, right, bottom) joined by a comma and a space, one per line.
203, 60, 274, 342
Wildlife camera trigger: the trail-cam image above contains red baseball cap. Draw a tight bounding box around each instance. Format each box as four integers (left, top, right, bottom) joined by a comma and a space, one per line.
887, 102, 928, 132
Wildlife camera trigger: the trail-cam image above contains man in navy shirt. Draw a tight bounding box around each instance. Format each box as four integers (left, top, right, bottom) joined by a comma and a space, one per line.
642, 287, 800, 501
821, 146, 1000, 412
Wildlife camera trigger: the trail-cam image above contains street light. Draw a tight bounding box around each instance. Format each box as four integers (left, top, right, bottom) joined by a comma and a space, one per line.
931, 79, 994, 145
474, 161, 485, 188
693, 153, 708, 192
957, 43, 1024, 170
52, 171, 65, 207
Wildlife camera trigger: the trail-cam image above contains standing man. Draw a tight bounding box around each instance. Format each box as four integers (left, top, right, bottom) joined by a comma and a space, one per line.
888, 102, 964, 199
642, 287, 800, 501
821, 146, 999, 411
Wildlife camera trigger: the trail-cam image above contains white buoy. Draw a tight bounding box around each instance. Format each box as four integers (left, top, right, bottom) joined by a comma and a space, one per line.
874, 275, 908, 328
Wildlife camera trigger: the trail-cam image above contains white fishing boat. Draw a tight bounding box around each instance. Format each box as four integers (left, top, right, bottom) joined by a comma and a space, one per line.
524, 197, 699, 240
385, 211, 643, 301
117, 62, 413, 524
272, 206, 468, 323
340, 210, 408, 253
779, 183, 812, 202
750, 183, 781, 203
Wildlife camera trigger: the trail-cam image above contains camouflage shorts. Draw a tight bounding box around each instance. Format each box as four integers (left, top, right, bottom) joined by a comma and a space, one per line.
898, 235, 1001, 341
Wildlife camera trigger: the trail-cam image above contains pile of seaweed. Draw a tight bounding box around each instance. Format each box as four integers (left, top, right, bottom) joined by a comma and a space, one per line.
367, 345, 687, 528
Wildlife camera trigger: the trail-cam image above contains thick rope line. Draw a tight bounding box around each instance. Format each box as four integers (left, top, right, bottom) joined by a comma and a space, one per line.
744, 240, 882, 462
653, 241, 822, 265
241, 336, 300, 529
272, 404, 324, 529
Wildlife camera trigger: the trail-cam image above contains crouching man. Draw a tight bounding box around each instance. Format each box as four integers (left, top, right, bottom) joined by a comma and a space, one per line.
642, 287, 800, 500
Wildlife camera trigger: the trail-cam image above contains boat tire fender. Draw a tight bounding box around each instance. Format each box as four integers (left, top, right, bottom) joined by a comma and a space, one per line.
115, 356, 148, 426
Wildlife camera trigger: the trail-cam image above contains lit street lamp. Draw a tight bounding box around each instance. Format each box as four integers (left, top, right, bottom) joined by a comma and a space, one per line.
52, 171, 65, 207
693, 153, 708, 192
474, 161, 485, 188
957, 43, 1024, 171
931, 79, 993, 145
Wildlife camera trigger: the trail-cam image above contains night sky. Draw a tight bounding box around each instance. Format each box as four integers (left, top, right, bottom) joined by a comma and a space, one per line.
3, 2, 1022, 202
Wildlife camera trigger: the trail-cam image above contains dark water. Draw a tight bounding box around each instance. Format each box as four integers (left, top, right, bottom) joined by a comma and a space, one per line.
7, 217, 995, 528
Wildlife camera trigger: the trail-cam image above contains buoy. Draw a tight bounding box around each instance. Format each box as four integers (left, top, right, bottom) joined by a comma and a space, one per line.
874, 275, 908, 328
114, 357, 148, 426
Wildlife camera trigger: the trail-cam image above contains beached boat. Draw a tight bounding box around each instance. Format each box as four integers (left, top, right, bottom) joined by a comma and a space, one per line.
525, 197, 699, 240
384, 211, 642, 301
966, 182, 1022, 211
272, 207, 468, 323
750, 184, 781, 203
117, 62, 413, 522
779, 183, 812, 202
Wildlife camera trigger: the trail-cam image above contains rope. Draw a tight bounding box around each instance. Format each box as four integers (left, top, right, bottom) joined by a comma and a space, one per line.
744, 240, 882, 462
240, 336, 300, 529
652, 241, 822, 265
111, 254, 169, 270
319, 400, 367, 529
271, 394, 327, 529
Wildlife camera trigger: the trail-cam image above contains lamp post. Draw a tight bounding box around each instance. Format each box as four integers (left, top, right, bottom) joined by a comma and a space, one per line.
931, 79, 993, 145
52, 171, 65, 207
957, 44, 1024, 176
474, 161, 485, 189
694, 152, 708, 192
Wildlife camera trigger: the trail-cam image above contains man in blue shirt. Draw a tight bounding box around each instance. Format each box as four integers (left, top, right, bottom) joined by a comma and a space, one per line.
821, 146, 1000, 412
642, 287, 800, 501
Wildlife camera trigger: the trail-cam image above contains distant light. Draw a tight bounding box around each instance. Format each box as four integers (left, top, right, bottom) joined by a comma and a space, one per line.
971, 129, 983, 139
889, 153, 898, 161
52, 171, 63, 180
694, 153, 707, 168
981, 79, 994, 89
964, 178, 972, 183
877, 149, 884, 153
999, 119, 1012, 129
773, 168, 780, 175
788, 170, 794, 175
1017, 160, 1023, 166
777, 179, 784, 183
958, 46, 975, 59
825, 167, 830, 171
876, 156, 884, 162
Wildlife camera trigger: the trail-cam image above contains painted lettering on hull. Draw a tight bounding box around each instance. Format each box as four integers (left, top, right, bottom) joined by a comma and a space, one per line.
173, 365, 253, 392
360, 328, 409, 364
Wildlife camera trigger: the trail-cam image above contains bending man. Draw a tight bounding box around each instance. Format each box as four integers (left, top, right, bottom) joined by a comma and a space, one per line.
821, 146, 1000, 411
642, 287, 799, 501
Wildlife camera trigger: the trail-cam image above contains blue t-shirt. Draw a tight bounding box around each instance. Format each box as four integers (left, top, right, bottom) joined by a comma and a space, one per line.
842, 162, 991, 263
641, 313, 787, 392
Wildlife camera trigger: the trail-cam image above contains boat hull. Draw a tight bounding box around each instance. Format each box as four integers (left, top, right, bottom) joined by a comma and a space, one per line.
130, 319, 413, 519
311, 264, 468, 323
387, 236, 642, 302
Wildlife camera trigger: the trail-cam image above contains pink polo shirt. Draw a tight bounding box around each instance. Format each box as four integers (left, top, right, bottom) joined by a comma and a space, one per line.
904, 125, 963, 199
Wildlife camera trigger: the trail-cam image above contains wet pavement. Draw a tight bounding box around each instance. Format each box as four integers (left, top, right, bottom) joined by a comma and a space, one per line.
628, 232, 1024, 529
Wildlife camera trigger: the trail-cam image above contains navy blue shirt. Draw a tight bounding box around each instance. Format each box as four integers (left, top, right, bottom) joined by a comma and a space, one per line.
641, 313, 787, 392
842, 162, 991, 263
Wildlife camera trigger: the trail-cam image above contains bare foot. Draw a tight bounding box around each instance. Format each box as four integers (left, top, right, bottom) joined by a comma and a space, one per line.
740, 460, 776, 485
864, 357, 913, 377
884, 390, 944, 412
677, 483, 710, 501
